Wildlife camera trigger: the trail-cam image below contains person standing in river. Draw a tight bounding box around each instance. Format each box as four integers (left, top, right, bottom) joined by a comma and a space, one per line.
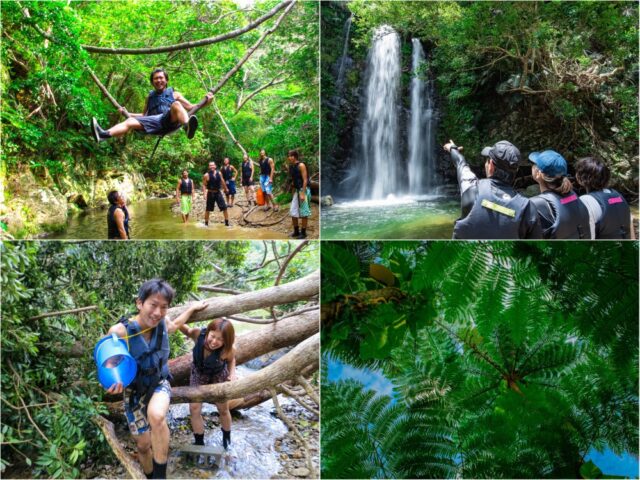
202, 161, 230, 227
258, 149, 278, 211
240, 154, 256, 207
175, 170, 195, 224
287, 150, 311, 238
107, 190, 130, 239
221, 157, 238, 208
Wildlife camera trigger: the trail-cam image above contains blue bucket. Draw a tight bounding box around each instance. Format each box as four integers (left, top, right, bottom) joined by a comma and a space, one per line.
94, 333, 137, 389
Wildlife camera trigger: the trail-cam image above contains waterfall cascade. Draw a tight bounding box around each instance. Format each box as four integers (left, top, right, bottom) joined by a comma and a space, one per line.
335, 15, 353, 95
408, 38, 437, 194
359, 26, 401, 200
353, 29, 437, 200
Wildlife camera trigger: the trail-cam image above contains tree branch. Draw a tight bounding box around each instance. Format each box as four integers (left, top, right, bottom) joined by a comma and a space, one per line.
93, 416, 145, 479
80, 1, 294, 55
235, 73, 288, 113
28, 305, 97, 322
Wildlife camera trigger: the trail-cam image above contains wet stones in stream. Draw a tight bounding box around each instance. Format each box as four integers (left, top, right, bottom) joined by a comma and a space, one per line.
272, 400, 319, 479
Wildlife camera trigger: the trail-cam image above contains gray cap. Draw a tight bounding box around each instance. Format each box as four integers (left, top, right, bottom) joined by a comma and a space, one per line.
481, 141, 521, 171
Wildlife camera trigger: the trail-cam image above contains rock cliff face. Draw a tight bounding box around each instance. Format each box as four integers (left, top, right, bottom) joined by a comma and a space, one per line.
1, 168, 147, 237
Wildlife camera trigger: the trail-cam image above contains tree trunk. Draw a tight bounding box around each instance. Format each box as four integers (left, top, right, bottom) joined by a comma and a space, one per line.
169, 309, 319, 385
171, 333, 319, 403
166, 269, 319, 322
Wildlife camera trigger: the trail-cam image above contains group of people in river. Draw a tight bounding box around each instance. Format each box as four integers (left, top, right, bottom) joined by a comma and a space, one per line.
103, 279, 235, 479
98, 68, 312, 240
444, 139, 634, 240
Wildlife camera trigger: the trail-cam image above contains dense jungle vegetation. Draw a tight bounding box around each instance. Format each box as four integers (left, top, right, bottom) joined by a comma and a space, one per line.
0, 240, 318, 478
321, 241, 638, 478
322, 1, 638, 196
2, 1, 318, 217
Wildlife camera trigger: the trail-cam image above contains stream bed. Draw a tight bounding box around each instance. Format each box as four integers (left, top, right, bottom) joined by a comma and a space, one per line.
48, 198, 285, 240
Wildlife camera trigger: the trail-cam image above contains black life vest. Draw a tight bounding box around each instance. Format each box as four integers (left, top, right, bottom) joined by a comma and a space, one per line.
179, 178, 193, 194
146, 87, 175, 116
290, 162, 304, 189
453, 179, 530, 239
107, 205, 130, 239
207, 171, 222, 191
119, 316, 170, 405
242, 161, 253, 181
530, 190, 589, 239
588, 189, 630, 239
221, 165, 233, 181
259, 158, 271, 176
192, 328, 227, 376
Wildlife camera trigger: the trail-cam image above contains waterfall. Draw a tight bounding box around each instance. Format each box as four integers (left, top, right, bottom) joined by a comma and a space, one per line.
359, 26, 401, 200
335, 15, 353, 95
408, 38, 436, 194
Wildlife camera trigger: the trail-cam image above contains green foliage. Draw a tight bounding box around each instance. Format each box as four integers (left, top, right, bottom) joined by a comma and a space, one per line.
322, 241, 638, 478
328, 1, 638, 189
3, 0, 318, 218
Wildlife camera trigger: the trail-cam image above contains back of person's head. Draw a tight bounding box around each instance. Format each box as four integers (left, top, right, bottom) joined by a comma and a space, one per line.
206, 318, 235, 359
137, 279, 175, 305
575, 156, 610, 192
149, 68, 168, 85
107, 190, 120, 205
529, 150, 573, 195
481, 140, 521, 184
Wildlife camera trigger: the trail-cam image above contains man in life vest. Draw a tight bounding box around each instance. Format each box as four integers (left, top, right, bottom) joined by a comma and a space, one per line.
575, 156, 635, 239
528, 150, 591, 239
92, 68, 213, 142
175, 170, 195, 224
287, 149, 311, 238
103, 279, 206, 479
202, 161, 230, 227
444, 139, 542, 239
107, 190, 130, 240
240, 154, 256, 207
258, 149, 278, 211
221, 157, 238, 208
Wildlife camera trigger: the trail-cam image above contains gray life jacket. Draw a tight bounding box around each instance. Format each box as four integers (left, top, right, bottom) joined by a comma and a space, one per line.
531, 190, 589, 239
119, 316, 170, 405
588, 189, 630, 239
147, 87, 175, 116
453, 179, 530, 239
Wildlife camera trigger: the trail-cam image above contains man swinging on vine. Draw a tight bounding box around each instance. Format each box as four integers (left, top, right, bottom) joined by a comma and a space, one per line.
92, 68, 213, 143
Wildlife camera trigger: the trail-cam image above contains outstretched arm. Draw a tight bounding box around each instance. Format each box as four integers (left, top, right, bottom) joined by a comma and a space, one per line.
184, 92, 214, 116
167, 301, 207, 334
444, 139, 478, 218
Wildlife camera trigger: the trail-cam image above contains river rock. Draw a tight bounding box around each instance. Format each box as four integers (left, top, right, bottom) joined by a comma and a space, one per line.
321, 195, 334, 207
290, 467, 310, 477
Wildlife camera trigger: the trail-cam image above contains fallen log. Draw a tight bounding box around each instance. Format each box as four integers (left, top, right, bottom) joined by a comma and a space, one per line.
93, 416, 145, 479
102, 363, 319, 416
169, 309, 319, 385
171, 333, 319, 403
166, 270, 319, 322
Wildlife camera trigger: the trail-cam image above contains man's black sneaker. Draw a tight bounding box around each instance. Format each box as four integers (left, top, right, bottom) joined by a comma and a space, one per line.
185, 115, 199, 139
92, 118, 111, 143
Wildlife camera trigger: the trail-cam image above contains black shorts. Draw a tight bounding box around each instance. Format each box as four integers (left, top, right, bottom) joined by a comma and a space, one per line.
206, 191, 227, 212
241, 178, 254, 187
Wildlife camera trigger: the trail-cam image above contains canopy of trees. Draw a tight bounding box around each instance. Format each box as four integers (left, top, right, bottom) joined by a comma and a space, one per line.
2, 0, 318, 189
1, 240, 318, 478
322, 1, 638, 195
321, 241, 638, 478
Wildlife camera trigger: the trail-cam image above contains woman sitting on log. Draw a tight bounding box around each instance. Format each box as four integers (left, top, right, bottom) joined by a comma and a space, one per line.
179, 318, 237, 450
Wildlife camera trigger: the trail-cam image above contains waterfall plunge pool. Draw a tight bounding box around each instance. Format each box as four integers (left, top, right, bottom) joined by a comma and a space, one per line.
321, 193, 459, 239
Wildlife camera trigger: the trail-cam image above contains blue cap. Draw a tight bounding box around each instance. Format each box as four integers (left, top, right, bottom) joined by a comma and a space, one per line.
528, 150, 567, 177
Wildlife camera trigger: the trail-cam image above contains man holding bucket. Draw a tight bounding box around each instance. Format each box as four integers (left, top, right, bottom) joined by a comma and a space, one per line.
100, 279, 206, 479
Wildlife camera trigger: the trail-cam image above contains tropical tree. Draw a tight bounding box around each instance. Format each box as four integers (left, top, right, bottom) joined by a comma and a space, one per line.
321, 241, 638, 479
